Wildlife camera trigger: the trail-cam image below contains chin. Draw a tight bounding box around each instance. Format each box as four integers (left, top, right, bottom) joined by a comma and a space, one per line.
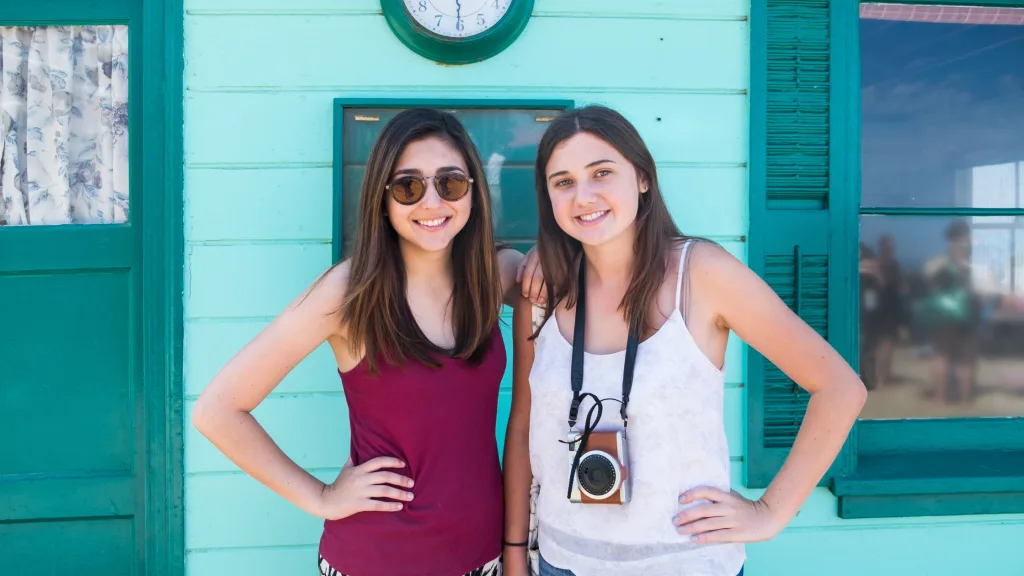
402, 235, 456, 254
570, 224, 612, 245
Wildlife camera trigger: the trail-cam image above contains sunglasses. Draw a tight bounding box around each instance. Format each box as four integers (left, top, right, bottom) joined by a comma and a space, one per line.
385, 172, 473, 206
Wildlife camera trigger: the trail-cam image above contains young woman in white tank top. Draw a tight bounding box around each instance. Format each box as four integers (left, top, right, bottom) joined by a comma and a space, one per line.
501, 106, 867, 576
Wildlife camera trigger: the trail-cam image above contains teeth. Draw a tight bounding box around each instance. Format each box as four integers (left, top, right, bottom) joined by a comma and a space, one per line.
578, 211, 606, 223
417, 217, 448, 227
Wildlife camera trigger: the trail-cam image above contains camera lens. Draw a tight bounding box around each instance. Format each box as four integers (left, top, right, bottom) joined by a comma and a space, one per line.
578, 453, 617, 497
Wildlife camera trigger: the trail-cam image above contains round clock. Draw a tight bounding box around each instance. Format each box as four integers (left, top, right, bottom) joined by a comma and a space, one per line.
382, 0, 534, 64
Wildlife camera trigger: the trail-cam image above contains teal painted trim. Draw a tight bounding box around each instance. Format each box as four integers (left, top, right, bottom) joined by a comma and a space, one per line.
834, 448, 1024, 518
332, 101, 346, 265
861, 207, 1024, 216
380, 0, 534, 65
141, 0, 185, 572
830, 0, 862, 481
331, 97, 574, 264
158, 0, 185, 572
837, 492, 1024, 519
335, 98, 575, 109
744, 0, 769, 490
871, 0, 1024, 5
857, 419, 1024, 453
0, 0, 132, 23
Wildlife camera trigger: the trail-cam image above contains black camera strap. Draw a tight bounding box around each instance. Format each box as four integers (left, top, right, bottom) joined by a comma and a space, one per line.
565, 257, 640, 499
568, 257, 640, 429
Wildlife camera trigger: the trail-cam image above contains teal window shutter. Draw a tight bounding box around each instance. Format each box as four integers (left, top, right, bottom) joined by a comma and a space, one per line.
747, 0, 856, 489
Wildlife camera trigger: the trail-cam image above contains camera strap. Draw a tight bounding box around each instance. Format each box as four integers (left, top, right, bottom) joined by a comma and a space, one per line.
567, 257, 640, 428
565, 258, 640, 500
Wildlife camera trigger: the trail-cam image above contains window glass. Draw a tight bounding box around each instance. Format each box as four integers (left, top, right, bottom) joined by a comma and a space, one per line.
1, 26, 129, 226
340, 107, 558, 255
859, 5, 1024, 419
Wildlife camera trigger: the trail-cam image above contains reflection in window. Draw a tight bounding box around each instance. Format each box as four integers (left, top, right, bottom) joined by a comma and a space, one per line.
860, 217, 1024, 419
340, 107, 554, 256
859, 5, 1024, 419
1, 26, 129, 226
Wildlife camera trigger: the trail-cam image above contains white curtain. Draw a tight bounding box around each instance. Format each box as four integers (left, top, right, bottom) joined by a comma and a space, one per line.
0, 25, 129, 226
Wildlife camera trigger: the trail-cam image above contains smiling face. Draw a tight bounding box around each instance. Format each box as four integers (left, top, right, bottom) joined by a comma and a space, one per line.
386, 136, 473, 256
544, 132, 648, 247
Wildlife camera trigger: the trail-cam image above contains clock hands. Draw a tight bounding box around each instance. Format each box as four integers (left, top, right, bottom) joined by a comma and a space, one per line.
455, 0, 461, 23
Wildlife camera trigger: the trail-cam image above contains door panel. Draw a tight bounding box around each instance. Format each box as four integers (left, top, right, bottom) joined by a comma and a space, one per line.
0, 517, 133, 574
0, 232, 141, 572
3, 270, 133, 475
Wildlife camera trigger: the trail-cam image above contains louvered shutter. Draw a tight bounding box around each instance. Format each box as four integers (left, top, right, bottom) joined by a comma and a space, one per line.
746, 0, 855, 488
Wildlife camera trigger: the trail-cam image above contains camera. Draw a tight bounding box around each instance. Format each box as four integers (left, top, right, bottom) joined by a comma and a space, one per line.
567, 429, 631, 504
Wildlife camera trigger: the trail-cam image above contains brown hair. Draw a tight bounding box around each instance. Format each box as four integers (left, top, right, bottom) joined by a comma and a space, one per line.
533, 105, 690, 338
339, 108, 502, 374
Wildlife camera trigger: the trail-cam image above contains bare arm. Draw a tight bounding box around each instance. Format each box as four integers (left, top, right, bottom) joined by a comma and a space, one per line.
675, 243, 866, 542
191, 262, 413, 520
501, 294, 537, 575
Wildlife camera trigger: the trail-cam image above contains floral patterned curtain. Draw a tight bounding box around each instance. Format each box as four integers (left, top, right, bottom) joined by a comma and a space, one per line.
0, 25, 129, 226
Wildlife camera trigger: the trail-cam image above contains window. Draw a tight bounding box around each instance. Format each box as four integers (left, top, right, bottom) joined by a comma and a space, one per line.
1, 25, 129, 226
749, 0, 1024, 519
858, 6, 1024, 418
332, 100, 571, 261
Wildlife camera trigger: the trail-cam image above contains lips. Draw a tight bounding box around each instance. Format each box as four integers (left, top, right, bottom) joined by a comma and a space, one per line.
415, 216, 451, 230
575, 210, 608, 226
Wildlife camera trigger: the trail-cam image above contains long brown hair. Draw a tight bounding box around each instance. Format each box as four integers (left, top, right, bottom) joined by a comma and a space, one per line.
340, 108, 502, 374
533, 105, 688, 339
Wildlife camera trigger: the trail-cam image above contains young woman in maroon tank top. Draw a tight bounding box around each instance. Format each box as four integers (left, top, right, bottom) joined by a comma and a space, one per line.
192, 108, 545, 576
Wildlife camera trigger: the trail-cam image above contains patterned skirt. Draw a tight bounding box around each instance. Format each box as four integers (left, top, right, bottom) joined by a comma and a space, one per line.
318, 553, 502, 576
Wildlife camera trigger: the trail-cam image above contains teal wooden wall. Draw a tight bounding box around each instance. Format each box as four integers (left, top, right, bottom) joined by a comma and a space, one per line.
181, 0, 1023, 574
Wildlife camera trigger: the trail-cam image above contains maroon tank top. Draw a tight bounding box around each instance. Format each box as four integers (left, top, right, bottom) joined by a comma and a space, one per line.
318, 326, 506, 576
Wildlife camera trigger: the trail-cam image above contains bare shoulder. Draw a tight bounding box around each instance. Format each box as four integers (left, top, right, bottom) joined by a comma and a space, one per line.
682, 240, 760, 322
311, 259, 352, 302
287, 259, 351, 338
686, 239, 747, 282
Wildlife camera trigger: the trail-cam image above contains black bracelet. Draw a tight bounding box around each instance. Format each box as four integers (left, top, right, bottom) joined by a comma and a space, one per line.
503, 539, 529, 547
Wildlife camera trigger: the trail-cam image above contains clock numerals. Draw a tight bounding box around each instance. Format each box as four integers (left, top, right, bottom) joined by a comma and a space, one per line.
390, 0, 526, 62
404, 0, 512, 37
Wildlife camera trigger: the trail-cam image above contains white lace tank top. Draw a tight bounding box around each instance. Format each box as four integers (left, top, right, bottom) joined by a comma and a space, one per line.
528, 241, 745, 576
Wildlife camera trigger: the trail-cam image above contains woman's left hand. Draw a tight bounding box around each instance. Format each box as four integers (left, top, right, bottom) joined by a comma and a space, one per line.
673, 486, 785, 544
517, 246, 546, 306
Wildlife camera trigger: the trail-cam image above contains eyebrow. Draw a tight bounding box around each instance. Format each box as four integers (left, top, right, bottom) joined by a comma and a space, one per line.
547, 159, 617, 181
393, 166, 466, 176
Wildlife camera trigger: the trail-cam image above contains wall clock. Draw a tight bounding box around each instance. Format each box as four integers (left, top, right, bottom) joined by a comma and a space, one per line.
381, 0, 534, 64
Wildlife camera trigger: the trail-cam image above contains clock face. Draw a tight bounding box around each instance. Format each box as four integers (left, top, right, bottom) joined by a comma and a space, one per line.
404, 0, 513, 39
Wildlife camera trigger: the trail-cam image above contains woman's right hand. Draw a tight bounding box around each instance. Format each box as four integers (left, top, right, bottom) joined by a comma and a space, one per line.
317, 456, 415, 520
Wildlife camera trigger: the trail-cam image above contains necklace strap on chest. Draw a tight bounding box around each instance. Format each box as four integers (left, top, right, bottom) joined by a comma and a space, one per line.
568, 259, 587, 427
567, 256, 640, 429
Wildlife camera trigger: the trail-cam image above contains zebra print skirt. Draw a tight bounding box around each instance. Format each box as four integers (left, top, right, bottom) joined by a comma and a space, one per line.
318, 553, 502, 576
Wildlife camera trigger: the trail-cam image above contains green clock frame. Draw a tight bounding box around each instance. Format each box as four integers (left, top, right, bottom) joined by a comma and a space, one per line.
381, 0, 534, 64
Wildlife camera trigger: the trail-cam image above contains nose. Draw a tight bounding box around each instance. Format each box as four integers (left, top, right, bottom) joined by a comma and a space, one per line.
574, 180, 599, 206
420, 179, 444, 209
